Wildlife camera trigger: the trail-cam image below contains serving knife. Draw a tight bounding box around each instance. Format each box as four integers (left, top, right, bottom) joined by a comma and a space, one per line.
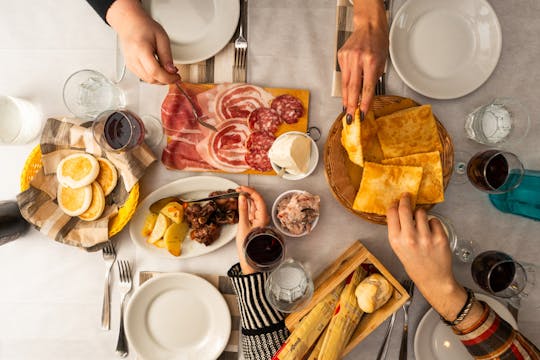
175, 82, 218, 132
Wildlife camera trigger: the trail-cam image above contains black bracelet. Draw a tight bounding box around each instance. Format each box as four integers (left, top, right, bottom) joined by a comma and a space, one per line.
440, 287, 475, 326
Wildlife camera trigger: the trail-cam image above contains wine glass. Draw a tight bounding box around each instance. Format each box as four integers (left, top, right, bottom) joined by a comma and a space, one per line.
92, 110, 145, 152
265, 258, 314, 313
243, 227, 285, 272
428, 212, 474, 262
139, 115, 164, 150
471, 251, 535, 307
466, 150, 524, 194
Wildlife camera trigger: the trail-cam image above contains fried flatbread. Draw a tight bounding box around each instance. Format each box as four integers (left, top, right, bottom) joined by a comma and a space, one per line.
353, 162, 423, 215
376, 105, 443, 159
95, 157, 118, 196
382, 151, 444, 204
361, 110, 384, 163
56, 153, 99, 189
57, 183, 92, 217
341, 109, 383, 166
79, 182, 106, 221
341, 109, 363, 166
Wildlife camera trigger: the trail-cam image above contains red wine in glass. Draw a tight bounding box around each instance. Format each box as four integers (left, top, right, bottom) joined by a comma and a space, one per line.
93, 110, 145, 151
471, 251, 526, 297
467, 150, 524, 193
244, 227, 285, 271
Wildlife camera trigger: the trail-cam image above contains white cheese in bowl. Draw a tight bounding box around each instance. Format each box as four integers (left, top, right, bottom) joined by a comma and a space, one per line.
268, 133, 311, 175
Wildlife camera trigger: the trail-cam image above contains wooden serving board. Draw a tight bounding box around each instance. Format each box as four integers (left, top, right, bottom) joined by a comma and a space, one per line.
324, 96, 454, 224
285, 241, 409, 356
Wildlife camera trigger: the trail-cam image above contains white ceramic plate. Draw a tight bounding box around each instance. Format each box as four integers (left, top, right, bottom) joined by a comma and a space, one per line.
125, 273, 231, 360
147, 0, 240, 64
390, 0, 502, 99
269, 131, 319, 181
414, 293, 518, 360
129, 176, 239, 259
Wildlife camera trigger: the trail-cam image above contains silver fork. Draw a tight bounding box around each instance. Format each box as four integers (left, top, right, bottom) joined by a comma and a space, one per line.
101, 241, 116, 330
116, 260, 133, 358
233, 1, 248, 82
399, 279, 415, 360
375, 311, 396, 360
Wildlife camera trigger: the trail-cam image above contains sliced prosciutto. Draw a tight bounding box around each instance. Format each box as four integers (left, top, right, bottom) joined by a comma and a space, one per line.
196, 118, 251, 173
215, 84, 274, 120
271, 94, 304, 124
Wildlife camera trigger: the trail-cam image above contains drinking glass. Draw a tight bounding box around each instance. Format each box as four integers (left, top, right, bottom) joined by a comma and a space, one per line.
467, 150, 524, 193
140, 115, 164, 150
471, 251, 535, 300
465, 98, 529, 146
243, 227, 285, 272
265, 258, 314, 313
0, 95, 42, 145
428, 212, 474, 262
92, 110, 145, 152
63, 69, 125, 119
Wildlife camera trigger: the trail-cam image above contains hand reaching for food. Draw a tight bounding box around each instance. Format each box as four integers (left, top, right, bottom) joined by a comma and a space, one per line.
235, 186, 270, 274
106, 0, 180, 84
338, 0, 388, 119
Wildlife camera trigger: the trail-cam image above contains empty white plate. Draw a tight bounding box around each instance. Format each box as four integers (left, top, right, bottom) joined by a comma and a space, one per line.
414, 293, 518, 360
390, 0, 502, 99
147, 0, 240, 64
125, 273, 231, 360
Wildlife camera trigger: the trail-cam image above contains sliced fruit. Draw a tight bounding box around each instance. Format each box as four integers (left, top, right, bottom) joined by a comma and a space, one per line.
160, 201, 184, 224
56, 153, 100, 189
149, 196, 179, 214
57, 184, 93, 216
148, 213, 171, 243
79, 182, 106, 221
141, 212, 159, 237
95, 157, 118, 196
164, 221, 189, 257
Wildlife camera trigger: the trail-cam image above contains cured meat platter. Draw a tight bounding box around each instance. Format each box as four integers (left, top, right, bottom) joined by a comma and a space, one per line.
161, 83, 310, 174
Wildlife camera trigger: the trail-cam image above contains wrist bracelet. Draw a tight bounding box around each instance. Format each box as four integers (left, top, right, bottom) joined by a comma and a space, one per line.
440, 287, 475, 326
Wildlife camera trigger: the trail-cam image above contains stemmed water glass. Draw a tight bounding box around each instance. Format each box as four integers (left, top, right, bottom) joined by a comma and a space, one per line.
428, 212, 474, 262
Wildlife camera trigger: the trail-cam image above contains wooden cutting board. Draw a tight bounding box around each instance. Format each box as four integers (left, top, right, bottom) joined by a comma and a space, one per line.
324, 96, 454, 224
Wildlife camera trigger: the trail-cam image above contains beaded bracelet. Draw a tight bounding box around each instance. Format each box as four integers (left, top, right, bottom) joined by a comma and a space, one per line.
440, 287, 475, 326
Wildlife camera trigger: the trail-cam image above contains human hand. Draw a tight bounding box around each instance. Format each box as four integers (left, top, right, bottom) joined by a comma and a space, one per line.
106, 0, 181, 84
235, 186, 270, 274
338, 0, 388, 119
387, 193, 467, 320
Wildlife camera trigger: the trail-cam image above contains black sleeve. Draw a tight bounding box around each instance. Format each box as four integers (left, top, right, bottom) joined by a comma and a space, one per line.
86, 0, 116, 24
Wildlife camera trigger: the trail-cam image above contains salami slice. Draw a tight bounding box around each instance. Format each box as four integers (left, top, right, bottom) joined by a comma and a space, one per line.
271, 94, 304, 124
246, 131, 275, 152
245, 150, 273, 172
248, 107, 281, 133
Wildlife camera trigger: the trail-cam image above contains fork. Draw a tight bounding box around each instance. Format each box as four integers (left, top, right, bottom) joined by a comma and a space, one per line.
399, 279, 415, 360
233, 0, 248, 82
116, 260, 133, 358
375, 311, 396, 360
101, 241, 116, 330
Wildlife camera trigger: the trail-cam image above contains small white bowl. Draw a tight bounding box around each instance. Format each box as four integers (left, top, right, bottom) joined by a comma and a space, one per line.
269, 131, 319, 181
271, 190, 320, 238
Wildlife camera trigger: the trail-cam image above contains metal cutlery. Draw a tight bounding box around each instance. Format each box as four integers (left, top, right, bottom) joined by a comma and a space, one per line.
233, 0, 248, 82
399, 279, 415, 360
149, 191, 243, 214
101, 241, 116, 330
375, 0, 392, 97
375, 311, 397, 360
175, 83, 217, 132
116, 260, 133, 358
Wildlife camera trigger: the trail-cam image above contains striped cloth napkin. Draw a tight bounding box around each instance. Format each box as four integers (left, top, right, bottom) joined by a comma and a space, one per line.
139, 271, 241, 360
16, 118, 156, 251
331, 0, 354, 97
174, 3, 248, 84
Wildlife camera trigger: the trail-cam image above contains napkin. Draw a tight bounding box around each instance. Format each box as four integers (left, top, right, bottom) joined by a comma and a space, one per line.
174, 4, 248, 84
331, 0, 354, 97
139, 271, 241, 359
16, 118, 156, 251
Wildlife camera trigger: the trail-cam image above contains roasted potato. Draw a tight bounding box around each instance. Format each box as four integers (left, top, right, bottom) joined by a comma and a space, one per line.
160, 201, 184, 224
141, 213, 159, 237
148, 213, 171, 243
164, 221, 189, 257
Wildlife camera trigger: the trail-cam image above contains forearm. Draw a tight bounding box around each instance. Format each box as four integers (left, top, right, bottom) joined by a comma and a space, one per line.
353, 0, 387, 30
228, 263, 289, 359
105, 0, 146, 32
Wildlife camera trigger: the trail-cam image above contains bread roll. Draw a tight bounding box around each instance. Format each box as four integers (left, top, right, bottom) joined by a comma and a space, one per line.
354, 273, 393, 313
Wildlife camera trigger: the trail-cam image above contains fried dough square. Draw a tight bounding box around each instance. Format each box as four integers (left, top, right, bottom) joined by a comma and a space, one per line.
376, 105, 443, 159
361, 110, 384, 163
353, 162, 423, 215
382, 151, 444, 204
341, 110, 383, 166
341, 109, 363, 166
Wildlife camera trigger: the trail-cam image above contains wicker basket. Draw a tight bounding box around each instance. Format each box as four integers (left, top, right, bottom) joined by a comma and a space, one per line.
20, 145, 139, 238
324, 96, 454, 225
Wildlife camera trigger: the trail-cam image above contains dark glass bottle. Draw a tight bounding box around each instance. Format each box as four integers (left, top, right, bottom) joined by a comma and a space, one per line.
0, 201, 29, 245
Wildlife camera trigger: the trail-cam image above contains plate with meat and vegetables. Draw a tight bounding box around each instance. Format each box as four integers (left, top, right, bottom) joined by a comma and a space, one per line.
129, 176, 239, 259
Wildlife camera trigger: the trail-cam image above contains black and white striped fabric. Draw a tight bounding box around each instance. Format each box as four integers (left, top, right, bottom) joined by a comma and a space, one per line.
228, 264, 289, 360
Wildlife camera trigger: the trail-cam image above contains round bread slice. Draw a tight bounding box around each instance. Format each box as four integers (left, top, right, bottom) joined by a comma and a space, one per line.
57, 184, 93, 217
79, 182, 106, 221
95, 157, 118, 196
57, 153, 100, 189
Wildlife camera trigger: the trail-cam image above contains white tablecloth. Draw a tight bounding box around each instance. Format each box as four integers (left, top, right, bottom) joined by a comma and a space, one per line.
0, 1, 538, 359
